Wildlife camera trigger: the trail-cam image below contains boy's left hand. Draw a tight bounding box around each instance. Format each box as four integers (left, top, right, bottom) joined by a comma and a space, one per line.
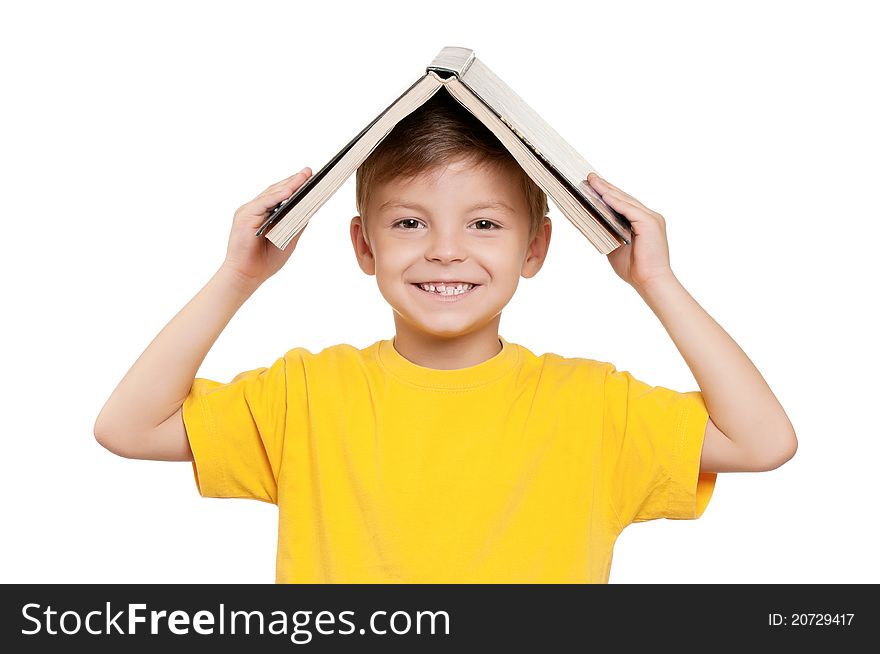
587, 173, 675, 290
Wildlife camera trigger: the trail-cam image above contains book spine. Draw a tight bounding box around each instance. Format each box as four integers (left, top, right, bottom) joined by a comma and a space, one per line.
426, 46, 475, 78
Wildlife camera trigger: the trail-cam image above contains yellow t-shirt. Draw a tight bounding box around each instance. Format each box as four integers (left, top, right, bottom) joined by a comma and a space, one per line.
182, 336, 716, 583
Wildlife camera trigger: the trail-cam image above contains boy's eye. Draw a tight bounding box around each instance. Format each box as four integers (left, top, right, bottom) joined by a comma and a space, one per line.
392, 218, 500, 230
471, 219, 499, 230
393, 218, 424, 230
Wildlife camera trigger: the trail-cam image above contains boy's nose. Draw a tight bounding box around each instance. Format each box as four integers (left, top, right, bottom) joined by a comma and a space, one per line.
424, 228, 468, 263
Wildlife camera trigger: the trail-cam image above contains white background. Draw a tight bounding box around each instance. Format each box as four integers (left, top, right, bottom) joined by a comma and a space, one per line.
2, 0, 877, 584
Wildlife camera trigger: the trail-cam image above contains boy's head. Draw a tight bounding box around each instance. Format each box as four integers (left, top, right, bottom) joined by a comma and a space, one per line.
350, 90, 552, 342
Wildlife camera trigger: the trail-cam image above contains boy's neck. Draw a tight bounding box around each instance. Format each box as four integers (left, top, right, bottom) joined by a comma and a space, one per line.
391, 321, 503, 370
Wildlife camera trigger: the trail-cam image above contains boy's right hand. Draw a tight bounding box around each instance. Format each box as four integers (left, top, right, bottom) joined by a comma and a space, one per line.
221, 167, 313, 287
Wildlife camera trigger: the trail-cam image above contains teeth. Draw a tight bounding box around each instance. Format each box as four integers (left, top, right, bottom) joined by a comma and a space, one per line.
417, 283, 474, 296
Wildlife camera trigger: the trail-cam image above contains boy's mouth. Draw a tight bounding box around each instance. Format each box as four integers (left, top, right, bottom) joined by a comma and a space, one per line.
410, 282, 480, 298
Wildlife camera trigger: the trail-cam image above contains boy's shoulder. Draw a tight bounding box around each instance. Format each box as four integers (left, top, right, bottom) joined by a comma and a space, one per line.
278, 341, 371, 363
514, 341, 615, 372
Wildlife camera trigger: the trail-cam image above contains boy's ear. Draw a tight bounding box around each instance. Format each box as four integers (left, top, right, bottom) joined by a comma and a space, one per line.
350, 215, 376, 276
521, 216, 552, 279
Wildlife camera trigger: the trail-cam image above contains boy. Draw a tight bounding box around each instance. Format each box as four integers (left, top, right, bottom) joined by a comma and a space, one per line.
94, 92, 797, 583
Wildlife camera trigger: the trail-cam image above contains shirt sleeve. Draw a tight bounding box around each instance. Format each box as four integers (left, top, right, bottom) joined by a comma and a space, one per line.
181, 353, 294, 504
601, 364, 717, 528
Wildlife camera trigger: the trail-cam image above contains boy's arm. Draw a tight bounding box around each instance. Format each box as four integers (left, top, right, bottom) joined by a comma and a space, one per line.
634, 274, 798, 472
586, 173, 797, 473
94, 168, 313, 461
93, 267, 259, 460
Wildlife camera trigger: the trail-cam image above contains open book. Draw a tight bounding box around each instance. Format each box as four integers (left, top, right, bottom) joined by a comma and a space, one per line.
256, 46, 633, 255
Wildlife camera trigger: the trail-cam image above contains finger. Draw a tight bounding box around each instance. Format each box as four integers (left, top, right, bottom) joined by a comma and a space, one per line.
601, 185, 666, 228
270, 167, 312, 190
590, 175, 643, 207
587, 173, 649, 211
598, 192, 655, 234
241, 176, 311, 219
250, 170, 311, 209
598, 189, 639, 212
260, 167, 312, 197
253, 184, 303, 214
261, 169, 311, 198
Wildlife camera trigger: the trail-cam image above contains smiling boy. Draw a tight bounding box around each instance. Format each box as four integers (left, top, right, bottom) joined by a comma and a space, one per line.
95, 91, 797, 583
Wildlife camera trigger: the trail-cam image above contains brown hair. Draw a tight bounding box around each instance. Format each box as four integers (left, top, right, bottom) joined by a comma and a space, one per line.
355, 90, 548, 242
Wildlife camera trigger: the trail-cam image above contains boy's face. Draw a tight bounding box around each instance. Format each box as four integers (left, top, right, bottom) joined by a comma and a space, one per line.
350, 156, 551, 343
